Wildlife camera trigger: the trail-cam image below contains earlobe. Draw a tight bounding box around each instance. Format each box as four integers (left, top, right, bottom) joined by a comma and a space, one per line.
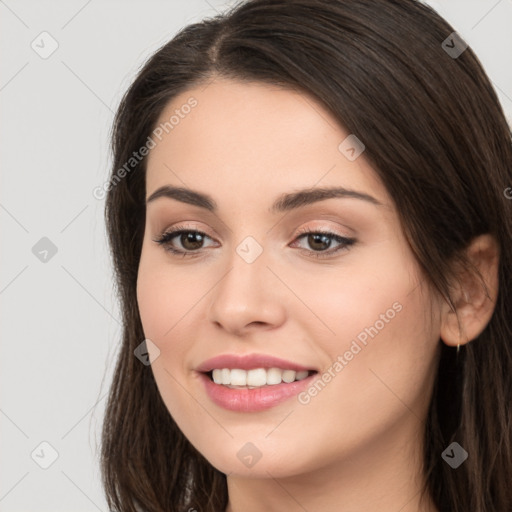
439, 234, 500, 348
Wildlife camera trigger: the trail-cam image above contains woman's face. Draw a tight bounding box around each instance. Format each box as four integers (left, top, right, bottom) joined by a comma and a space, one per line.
137, 78, 442, 478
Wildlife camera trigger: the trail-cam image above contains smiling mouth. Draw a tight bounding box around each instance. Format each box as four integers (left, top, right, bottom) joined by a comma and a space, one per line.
205, 368, 318, 389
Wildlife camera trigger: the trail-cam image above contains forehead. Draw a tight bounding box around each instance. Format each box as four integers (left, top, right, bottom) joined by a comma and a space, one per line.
145, 78, 389, 210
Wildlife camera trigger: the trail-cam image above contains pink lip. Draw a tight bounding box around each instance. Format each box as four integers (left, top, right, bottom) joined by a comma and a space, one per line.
198, 372, 317, 412
196, 353, 315, 373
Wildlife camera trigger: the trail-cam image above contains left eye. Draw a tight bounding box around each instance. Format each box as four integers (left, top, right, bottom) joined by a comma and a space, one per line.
291, 229, 356, 258
153, 227, 356, 259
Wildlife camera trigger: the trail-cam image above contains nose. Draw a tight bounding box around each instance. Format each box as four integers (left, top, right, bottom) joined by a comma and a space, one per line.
207, 243, 287, 337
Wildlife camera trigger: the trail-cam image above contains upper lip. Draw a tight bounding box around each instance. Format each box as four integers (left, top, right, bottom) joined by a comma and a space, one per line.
196, 353, 317, 373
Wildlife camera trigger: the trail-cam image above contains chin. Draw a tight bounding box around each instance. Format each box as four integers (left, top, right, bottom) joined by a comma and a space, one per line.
197, 441, 314, 479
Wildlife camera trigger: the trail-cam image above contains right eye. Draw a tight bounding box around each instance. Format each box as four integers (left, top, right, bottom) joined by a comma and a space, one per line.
153, 226, 217, 256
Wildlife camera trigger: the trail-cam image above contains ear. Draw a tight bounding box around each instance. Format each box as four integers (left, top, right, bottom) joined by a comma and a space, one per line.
440, 234, 500, 347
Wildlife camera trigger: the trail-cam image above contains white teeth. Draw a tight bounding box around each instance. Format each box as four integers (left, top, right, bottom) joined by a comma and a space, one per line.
212, 369, 222, 384
230, 369, 247, 386
282, 370, 296, 383
221, 368, 231, 385
247, 368, 267, 387
209, 367, 313, 387
266, 367, 282, 385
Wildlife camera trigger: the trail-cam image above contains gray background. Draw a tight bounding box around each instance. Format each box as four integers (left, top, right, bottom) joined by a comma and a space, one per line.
1, 1, 511, 510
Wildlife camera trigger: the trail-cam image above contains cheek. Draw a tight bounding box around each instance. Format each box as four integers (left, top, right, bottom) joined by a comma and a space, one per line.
136, 256, 206, 427
314, 268, 438, 423
135, 254, 194, 413
281, 247, 418, 356
297, 247, 439, 414
136, 253, 198, 343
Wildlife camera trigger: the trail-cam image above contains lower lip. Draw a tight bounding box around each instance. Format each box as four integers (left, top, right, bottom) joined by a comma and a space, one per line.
198, 372, 316, 412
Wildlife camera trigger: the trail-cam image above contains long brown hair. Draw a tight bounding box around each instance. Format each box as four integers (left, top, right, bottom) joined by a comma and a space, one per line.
100, 1, 512, 510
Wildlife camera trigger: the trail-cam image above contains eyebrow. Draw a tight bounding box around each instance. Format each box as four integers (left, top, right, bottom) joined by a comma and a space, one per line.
145, 185, 383, 213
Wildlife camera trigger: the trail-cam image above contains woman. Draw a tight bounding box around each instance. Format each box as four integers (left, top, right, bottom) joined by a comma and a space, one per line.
100, 0, 512, 510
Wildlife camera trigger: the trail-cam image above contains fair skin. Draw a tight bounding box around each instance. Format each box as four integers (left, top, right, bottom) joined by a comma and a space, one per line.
136, 78, 499, 512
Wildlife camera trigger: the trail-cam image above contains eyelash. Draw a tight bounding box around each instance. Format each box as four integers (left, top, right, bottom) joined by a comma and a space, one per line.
152, 224, 356, 259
